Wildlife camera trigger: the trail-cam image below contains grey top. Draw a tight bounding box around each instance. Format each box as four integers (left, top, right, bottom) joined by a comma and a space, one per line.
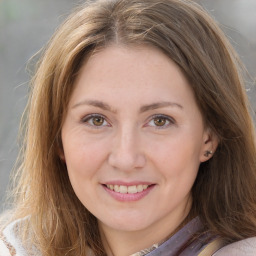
134, 217, 214, 256
213, 237, 256, 256
133, 217, 256, 256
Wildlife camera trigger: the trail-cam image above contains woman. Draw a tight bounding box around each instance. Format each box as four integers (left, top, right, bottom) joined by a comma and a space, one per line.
1, 0, 256, 255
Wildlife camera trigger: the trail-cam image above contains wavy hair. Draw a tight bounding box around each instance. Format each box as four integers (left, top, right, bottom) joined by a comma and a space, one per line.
4, 0, 256, 255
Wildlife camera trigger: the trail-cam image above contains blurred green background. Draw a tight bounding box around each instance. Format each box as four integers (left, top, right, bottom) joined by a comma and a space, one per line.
0, 0, 256, 211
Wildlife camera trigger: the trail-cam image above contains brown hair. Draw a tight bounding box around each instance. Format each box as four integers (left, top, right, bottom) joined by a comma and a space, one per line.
4, 0, 256, 255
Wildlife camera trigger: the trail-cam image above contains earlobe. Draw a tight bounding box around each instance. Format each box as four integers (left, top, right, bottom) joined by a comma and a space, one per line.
200, 128, 219, 162
58, 147, 66, 163
57, 136, 66, 162
204, 150, 213, 157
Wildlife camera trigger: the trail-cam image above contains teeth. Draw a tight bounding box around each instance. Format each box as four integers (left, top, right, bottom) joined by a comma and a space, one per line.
127, 185, 137, 194
119, 185, 128, 194
137, 185, 143, 192
114, 185, 120, 192
106, 184, 150, 194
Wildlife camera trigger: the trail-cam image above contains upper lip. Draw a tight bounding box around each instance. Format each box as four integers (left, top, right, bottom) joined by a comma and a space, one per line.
103, 181, 154, 186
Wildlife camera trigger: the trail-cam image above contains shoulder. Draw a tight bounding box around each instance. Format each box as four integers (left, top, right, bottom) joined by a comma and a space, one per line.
0, 217, 39, 256
0, 239, 11, 256
213, 237, 256, 256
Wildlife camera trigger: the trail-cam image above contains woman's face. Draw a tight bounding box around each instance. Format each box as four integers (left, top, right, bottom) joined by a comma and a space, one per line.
61, 45, 213, 236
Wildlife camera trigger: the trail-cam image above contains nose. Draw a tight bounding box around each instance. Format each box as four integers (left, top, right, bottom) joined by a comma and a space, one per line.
108, 126, 146, 172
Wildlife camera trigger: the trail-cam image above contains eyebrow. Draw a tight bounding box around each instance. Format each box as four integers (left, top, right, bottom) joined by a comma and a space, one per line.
139, 101, 183, 113
72, 100, 117, 113
72, 99, 183, 113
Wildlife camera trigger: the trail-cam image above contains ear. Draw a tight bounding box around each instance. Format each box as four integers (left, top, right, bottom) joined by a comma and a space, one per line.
59, 151, 66, 162
200, 128, 219, 162
57, 145, 66, 163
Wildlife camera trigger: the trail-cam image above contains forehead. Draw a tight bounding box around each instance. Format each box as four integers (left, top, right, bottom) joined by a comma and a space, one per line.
69, 44, 197, 111
75, 45, 188, 88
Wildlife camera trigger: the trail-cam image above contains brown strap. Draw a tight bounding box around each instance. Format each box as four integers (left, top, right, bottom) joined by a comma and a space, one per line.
198, 238, 225, 256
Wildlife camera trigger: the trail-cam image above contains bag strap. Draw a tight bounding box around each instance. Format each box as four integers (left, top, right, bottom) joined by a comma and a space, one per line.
198, 238, 225, 256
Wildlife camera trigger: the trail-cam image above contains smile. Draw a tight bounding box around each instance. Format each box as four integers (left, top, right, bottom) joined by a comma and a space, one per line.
106, 184, 149, 194
103, 183, 155, 202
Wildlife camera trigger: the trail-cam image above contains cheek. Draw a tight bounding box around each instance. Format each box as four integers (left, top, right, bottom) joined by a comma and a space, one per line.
63, 136, 108, 178
63, 139, 108, 205
147, 136, 202, 181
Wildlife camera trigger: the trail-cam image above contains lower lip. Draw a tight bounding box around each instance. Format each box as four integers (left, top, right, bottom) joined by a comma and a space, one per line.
102, 185, 155, 202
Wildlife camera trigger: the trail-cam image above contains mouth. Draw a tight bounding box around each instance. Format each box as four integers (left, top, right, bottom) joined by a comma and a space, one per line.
104, 184, 152, 194
102, 183, 155, 202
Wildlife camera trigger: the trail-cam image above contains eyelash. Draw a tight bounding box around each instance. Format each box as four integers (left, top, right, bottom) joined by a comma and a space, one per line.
81, 114, 175, 129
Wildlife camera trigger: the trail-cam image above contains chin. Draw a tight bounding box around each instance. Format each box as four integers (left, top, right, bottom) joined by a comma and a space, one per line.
99, 213, 155, 232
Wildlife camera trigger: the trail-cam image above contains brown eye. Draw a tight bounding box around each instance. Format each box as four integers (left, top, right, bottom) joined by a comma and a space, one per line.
92, 116, 105, 126
153, 117, 167, 126
82, 114, 108, 128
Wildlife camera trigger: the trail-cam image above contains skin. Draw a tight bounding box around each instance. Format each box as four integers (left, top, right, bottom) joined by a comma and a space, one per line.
61, 45, 217, 255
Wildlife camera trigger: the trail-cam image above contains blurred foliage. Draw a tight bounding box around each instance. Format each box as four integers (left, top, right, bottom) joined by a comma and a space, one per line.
0, 0, 20, 23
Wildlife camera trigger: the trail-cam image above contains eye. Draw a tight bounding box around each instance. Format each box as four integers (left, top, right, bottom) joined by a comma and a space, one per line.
82, 114, 110, 127
146, 114, 175, 129
153, 117, 168, 127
